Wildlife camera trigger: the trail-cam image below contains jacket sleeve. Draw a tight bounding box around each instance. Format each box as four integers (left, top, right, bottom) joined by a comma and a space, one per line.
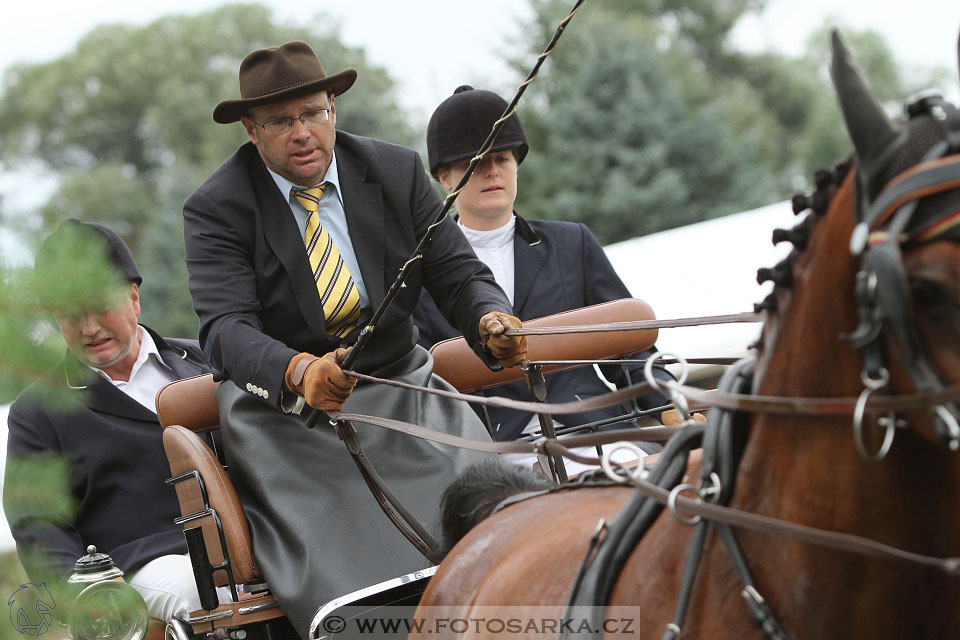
183, 184, 298, 407
3, 402, 85, 583
577, 224, 674, 412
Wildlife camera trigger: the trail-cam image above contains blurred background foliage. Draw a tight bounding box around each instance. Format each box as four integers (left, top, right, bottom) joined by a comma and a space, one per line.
0, 0, 953, 618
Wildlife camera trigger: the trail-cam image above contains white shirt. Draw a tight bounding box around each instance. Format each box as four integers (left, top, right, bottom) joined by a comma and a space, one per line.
458, 215, 516, 305
90, 326, 176, 413
266, 154, 370, 308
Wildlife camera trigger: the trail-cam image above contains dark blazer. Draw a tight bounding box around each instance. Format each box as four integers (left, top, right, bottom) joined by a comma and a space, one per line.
414, 215, 672, 442
3, 327, 210, 581
182, 133, 509, 404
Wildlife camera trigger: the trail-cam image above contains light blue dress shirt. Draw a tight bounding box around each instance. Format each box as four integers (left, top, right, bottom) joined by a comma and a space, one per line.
265, 154, 370, 309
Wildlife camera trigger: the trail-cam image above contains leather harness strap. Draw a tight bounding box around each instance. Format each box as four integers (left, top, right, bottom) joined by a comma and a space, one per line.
337, 412, 679, 455
861, 154, 960, 231
346, 368, 960, 419
331, 419, 443, 564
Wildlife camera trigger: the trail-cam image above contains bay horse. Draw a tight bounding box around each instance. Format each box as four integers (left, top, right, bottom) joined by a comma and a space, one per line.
412, 32, 960, 639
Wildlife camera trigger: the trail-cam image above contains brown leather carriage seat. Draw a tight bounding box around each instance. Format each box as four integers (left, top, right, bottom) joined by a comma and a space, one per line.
430, 298, 658, 392
156, 374, 287, 636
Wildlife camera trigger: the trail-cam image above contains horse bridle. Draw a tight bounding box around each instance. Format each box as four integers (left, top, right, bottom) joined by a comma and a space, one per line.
845, 92, 960, 459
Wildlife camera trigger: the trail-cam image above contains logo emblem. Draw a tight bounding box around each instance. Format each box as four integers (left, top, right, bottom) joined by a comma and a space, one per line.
8, 583, 56, 636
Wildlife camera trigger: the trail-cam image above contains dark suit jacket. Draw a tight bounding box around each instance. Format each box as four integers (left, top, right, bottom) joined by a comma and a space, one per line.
414, 215, 672, 442
183, 133, 509, 404
3, 327, 210, 581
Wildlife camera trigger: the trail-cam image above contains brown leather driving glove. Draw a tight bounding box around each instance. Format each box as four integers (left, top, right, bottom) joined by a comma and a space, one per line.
478, 311, 528, 368
284, 348, 356, 412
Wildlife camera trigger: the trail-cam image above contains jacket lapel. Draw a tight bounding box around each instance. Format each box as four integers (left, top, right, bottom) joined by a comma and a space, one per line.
511, 216, 546, 315
251, 148, 330, 340
145, 327, 205, 381
336, 145, 386, 306
62, 353, 157, 422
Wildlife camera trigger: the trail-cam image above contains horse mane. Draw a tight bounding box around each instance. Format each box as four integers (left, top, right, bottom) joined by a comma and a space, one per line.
438, 458, 552, 557
753, 159, 853, 323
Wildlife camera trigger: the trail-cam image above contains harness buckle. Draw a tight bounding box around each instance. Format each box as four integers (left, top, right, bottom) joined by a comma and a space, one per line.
905, 90, 945, 119
697, 472, 723, 503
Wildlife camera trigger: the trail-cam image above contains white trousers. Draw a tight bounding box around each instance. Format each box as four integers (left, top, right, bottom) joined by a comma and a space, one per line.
128, 554, 232, 622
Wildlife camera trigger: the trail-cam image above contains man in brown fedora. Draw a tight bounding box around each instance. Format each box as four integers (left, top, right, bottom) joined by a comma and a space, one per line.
182, 41, 526, 636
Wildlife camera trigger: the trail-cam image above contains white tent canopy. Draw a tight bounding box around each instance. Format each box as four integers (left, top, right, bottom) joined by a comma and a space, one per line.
605, 200, 795, 367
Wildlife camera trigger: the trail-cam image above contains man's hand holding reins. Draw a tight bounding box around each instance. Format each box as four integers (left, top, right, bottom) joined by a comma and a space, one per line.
285, 348, 357, 411
479, 311, 528, 368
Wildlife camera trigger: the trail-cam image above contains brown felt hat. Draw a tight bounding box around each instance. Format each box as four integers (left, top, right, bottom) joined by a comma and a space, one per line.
213, 41, 357, 124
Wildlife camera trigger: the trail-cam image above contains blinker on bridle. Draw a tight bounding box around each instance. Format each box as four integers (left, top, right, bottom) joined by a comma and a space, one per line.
846, 90, 960, 459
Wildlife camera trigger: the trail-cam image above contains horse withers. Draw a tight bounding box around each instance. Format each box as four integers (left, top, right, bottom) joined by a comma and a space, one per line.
412, 31, 960, 640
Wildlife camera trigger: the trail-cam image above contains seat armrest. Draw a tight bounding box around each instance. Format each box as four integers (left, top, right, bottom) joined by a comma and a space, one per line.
430, 298, 658, 392
156, 373, 220, 432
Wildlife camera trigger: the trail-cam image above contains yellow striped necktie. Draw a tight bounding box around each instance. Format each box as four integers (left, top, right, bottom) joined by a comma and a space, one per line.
291, 184, 361, 338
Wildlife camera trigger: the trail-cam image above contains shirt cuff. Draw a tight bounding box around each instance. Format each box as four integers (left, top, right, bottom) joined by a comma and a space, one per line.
280, 389, 306, 415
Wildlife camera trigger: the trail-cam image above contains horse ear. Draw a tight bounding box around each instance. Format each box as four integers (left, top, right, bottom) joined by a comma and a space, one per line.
829, 29, 899, 182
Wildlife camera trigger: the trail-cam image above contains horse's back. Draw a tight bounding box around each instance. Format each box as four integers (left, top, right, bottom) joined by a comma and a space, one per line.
416, 485, 634, 620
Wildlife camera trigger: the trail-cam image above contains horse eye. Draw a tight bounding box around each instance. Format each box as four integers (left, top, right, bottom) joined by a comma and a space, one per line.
910, 277, 948, 310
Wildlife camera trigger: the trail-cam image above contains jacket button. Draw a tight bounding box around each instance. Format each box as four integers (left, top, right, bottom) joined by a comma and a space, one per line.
246, 383, 253, 392
262, 390, 270, 399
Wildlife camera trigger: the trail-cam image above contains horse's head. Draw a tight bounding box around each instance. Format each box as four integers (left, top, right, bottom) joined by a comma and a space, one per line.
755, 30, 960, 457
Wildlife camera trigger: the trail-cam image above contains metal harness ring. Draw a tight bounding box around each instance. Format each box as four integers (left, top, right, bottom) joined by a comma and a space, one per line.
853, 386, 896, 463
600, 442, 649, 484
645, 351, 689, 392
667, 483, 702, 526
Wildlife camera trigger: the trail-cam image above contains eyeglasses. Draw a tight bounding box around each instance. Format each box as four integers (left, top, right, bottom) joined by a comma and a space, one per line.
248, 109, 331, 135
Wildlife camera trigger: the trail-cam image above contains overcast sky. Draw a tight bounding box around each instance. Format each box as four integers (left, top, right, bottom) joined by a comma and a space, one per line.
2, 0, 958, 120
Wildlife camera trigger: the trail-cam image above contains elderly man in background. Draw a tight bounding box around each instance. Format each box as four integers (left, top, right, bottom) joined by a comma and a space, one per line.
3, 219, 225, 623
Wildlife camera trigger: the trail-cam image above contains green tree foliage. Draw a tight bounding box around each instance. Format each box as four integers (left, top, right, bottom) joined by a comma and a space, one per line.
795, 20, 954, 176
509, 1, 950, 242
514, 0, 789, 240
0, 3, 414, 339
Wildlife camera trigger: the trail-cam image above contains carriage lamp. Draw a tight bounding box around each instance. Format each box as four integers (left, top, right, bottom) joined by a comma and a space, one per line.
65, 545, 150, 640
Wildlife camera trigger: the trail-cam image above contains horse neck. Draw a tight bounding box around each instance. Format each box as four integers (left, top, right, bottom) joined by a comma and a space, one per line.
731, 173, 960, 633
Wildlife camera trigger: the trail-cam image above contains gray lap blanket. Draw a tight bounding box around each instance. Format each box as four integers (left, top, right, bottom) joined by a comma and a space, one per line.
217, 346, 491, 638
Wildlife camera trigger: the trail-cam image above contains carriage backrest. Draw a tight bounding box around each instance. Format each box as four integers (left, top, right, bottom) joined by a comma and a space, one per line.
430, 298, 659, 393
156, 373, 220, 432
155, 374, 261, 586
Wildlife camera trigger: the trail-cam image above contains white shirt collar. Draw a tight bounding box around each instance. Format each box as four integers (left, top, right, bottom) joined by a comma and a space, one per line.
266, 154, 344, 206
88, 325, 170, 382
458, 215, 516, 249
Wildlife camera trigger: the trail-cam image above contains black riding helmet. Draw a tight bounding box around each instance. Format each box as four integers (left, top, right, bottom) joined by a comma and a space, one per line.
426, 85, 529, 179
